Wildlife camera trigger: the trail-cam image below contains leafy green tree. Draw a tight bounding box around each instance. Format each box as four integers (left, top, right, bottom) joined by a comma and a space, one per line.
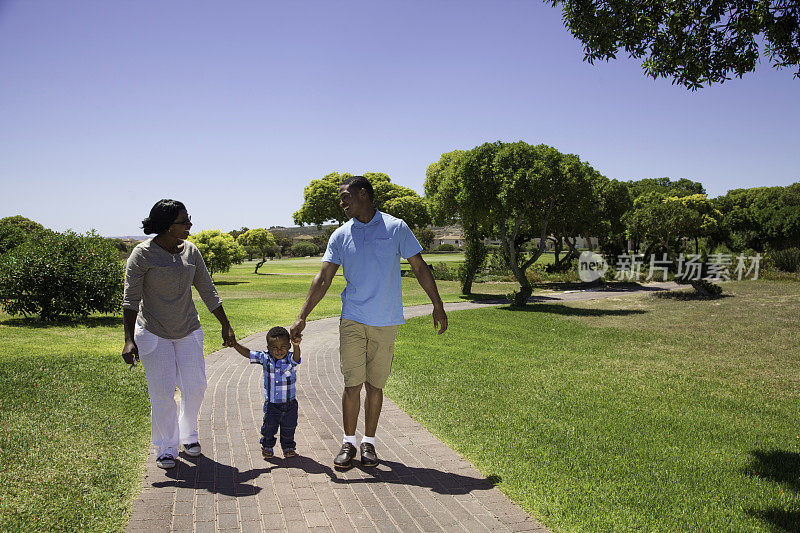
293, 171, 429, 229
0, 230, 123, 320
425, 149, 490, 294
412, 227, 435, 251
548, 0, 800, 89
228, 227, 250, 240
715, 183, 800, 252
187, 230, 246, 278
236, 228, 277, 274
290, 241, 319, 257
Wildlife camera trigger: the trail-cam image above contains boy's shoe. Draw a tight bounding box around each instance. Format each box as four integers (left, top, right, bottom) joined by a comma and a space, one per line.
156, 454, 176, 469
283, 448, 297, 458
334, 442, 357, 470
262, 448, 274, 459
360, 442, 378, 467
183, 443, 202, 457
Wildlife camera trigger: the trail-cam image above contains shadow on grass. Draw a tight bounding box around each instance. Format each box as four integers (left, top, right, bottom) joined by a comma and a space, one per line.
652, 290, 731, 301
498, 303, 647, 317
213, 281, 248, 286
743, 449, 800, 532
0, 315, 122, 328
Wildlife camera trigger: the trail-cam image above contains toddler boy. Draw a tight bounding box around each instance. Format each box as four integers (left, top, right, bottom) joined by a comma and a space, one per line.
233, 326, 301, 458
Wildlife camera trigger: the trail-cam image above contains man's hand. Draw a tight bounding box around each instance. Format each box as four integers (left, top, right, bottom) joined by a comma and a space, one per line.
290, 318, 306, 344
433, 305, 448, 334
221, 324, 236, 347
122, 339, 139, 365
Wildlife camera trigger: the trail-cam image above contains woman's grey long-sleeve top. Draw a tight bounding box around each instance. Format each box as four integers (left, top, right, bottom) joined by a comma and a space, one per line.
122, 239, 222, 339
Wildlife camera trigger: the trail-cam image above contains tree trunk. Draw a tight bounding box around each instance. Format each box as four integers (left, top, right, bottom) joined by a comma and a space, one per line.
254, 258, 266, 274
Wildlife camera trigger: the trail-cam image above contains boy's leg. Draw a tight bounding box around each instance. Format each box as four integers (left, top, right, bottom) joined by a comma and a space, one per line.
260, 403, 279, 449
174, 328, 206, 447
136, 325, 180, 459
279, 399, 299, 451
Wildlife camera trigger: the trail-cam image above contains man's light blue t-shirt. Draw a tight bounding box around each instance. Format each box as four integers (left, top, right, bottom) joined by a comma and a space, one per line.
322, 210, 422, 327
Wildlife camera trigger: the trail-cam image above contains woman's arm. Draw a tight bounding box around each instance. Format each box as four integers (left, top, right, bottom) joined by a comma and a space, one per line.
211, 305, 236, 347
122, 308, 139, 364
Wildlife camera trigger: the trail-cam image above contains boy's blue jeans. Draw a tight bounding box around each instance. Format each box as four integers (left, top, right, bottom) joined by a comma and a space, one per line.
261, 399, 298, 451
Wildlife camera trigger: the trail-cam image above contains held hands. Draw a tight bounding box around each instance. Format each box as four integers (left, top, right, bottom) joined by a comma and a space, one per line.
290, 317, 305, 344
221, 324, 236, 347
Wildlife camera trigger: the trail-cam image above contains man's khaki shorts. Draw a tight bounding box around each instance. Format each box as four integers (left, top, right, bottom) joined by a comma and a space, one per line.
339, 319, 398, 389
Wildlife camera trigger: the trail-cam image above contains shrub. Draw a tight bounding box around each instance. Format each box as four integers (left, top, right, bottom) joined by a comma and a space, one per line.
0, 230, 124, 320
769, 248, 800, 273
290, 241, 319, 257
430, 262, 459, 281
434, 243, 456, 252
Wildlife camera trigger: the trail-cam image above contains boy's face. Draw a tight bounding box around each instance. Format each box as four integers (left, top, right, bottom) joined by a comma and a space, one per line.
266, 335, 291, 360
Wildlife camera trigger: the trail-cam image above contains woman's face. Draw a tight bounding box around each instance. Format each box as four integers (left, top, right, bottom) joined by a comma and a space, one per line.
167, 209, 192, 240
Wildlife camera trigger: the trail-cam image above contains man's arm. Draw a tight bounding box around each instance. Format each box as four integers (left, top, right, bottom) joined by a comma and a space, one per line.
290, 261, 340, 343
407, 253, 448, 334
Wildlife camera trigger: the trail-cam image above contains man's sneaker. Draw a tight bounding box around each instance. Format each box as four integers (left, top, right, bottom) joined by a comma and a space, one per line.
360, 442, 378, 467
283, 448, 297, 458
262, 448, 274, 459
183, 443, 202, 457
156, 454, 176, 469
334, 442, 357, 470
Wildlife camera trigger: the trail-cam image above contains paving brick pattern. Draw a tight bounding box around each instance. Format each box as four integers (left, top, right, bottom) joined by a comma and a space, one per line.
127, 283, 678, 532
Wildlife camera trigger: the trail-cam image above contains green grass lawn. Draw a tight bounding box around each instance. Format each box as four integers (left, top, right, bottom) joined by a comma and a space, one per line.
0, 260, 515, 531
385, 280, 800, 532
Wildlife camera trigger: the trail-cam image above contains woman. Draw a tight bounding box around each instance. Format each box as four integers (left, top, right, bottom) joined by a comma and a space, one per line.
122, 199, 235, 469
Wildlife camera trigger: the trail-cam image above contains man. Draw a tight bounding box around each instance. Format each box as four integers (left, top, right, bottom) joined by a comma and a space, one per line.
290, 175, 447, 470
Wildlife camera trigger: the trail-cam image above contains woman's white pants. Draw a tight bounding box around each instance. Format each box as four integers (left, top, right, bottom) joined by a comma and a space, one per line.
134, 325, 206, 458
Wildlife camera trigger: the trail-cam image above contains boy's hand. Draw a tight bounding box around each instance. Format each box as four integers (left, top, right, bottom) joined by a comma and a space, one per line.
290, 318, 305, 343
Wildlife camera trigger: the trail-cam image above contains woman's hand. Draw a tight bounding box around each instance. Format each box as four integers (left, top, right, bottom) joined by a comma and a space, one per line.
221, 324, 236, 347
122, 339, 139, 365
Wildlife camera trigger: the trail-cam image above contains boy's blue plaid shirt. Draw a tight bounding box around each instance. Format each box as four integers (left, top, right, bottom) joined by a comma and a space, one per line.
249, 350, 300, 403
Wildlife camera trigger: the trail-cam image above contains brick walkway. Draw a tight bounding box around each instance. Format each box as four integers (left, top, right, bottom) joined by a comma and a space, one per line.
126, 283, 678, 532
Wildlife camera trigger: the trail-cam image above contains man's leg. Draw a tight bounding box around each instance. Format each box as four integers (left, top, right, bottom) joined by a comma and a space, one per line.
363, 381, 383, 438
342, 383, 363, 436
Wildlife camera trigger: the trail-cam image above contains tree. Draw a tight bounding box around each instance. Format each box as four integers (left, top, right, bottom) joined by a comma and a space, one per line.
290, 241, 319, 257
426, 149, 489, 294
293, 171, 429, 229
236, 228, 277, 274
413, 227, 435, 251
187, 230, 246, 278
0, 230, 123, 320
428, 142, 599, 305
549, 0, 800, 89
715, 183, 800, 252
228, 227, 250, 241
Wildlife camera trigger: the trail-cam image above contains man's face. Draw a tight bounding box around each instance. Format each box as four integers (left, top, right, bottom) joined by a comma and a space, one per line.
267, 336, 291, 360
338, 184, 369, 219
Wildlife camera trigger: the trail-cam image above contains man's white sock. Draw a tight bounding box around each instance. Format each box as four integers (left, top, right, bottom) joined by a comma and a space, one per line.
343, 435, 357, 446
361, 436, 375, 446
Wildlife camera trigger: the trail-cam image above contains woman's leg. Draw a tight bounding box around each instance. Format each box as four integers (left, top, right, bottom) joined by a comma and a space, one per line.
174, 328, 206, 446
136, 326, 179, 458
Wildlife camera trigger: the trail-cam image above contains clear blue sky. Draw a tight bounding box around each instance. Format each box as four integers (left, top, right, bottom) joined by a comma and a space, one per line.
1, 0, 798, 236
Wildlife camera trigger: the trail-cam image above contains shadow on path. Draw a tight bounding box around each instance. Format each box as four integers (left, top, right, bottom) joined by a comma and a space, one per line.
743, 449, 800, 532
151, 454, 269, 496
270, 454, 501, 495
